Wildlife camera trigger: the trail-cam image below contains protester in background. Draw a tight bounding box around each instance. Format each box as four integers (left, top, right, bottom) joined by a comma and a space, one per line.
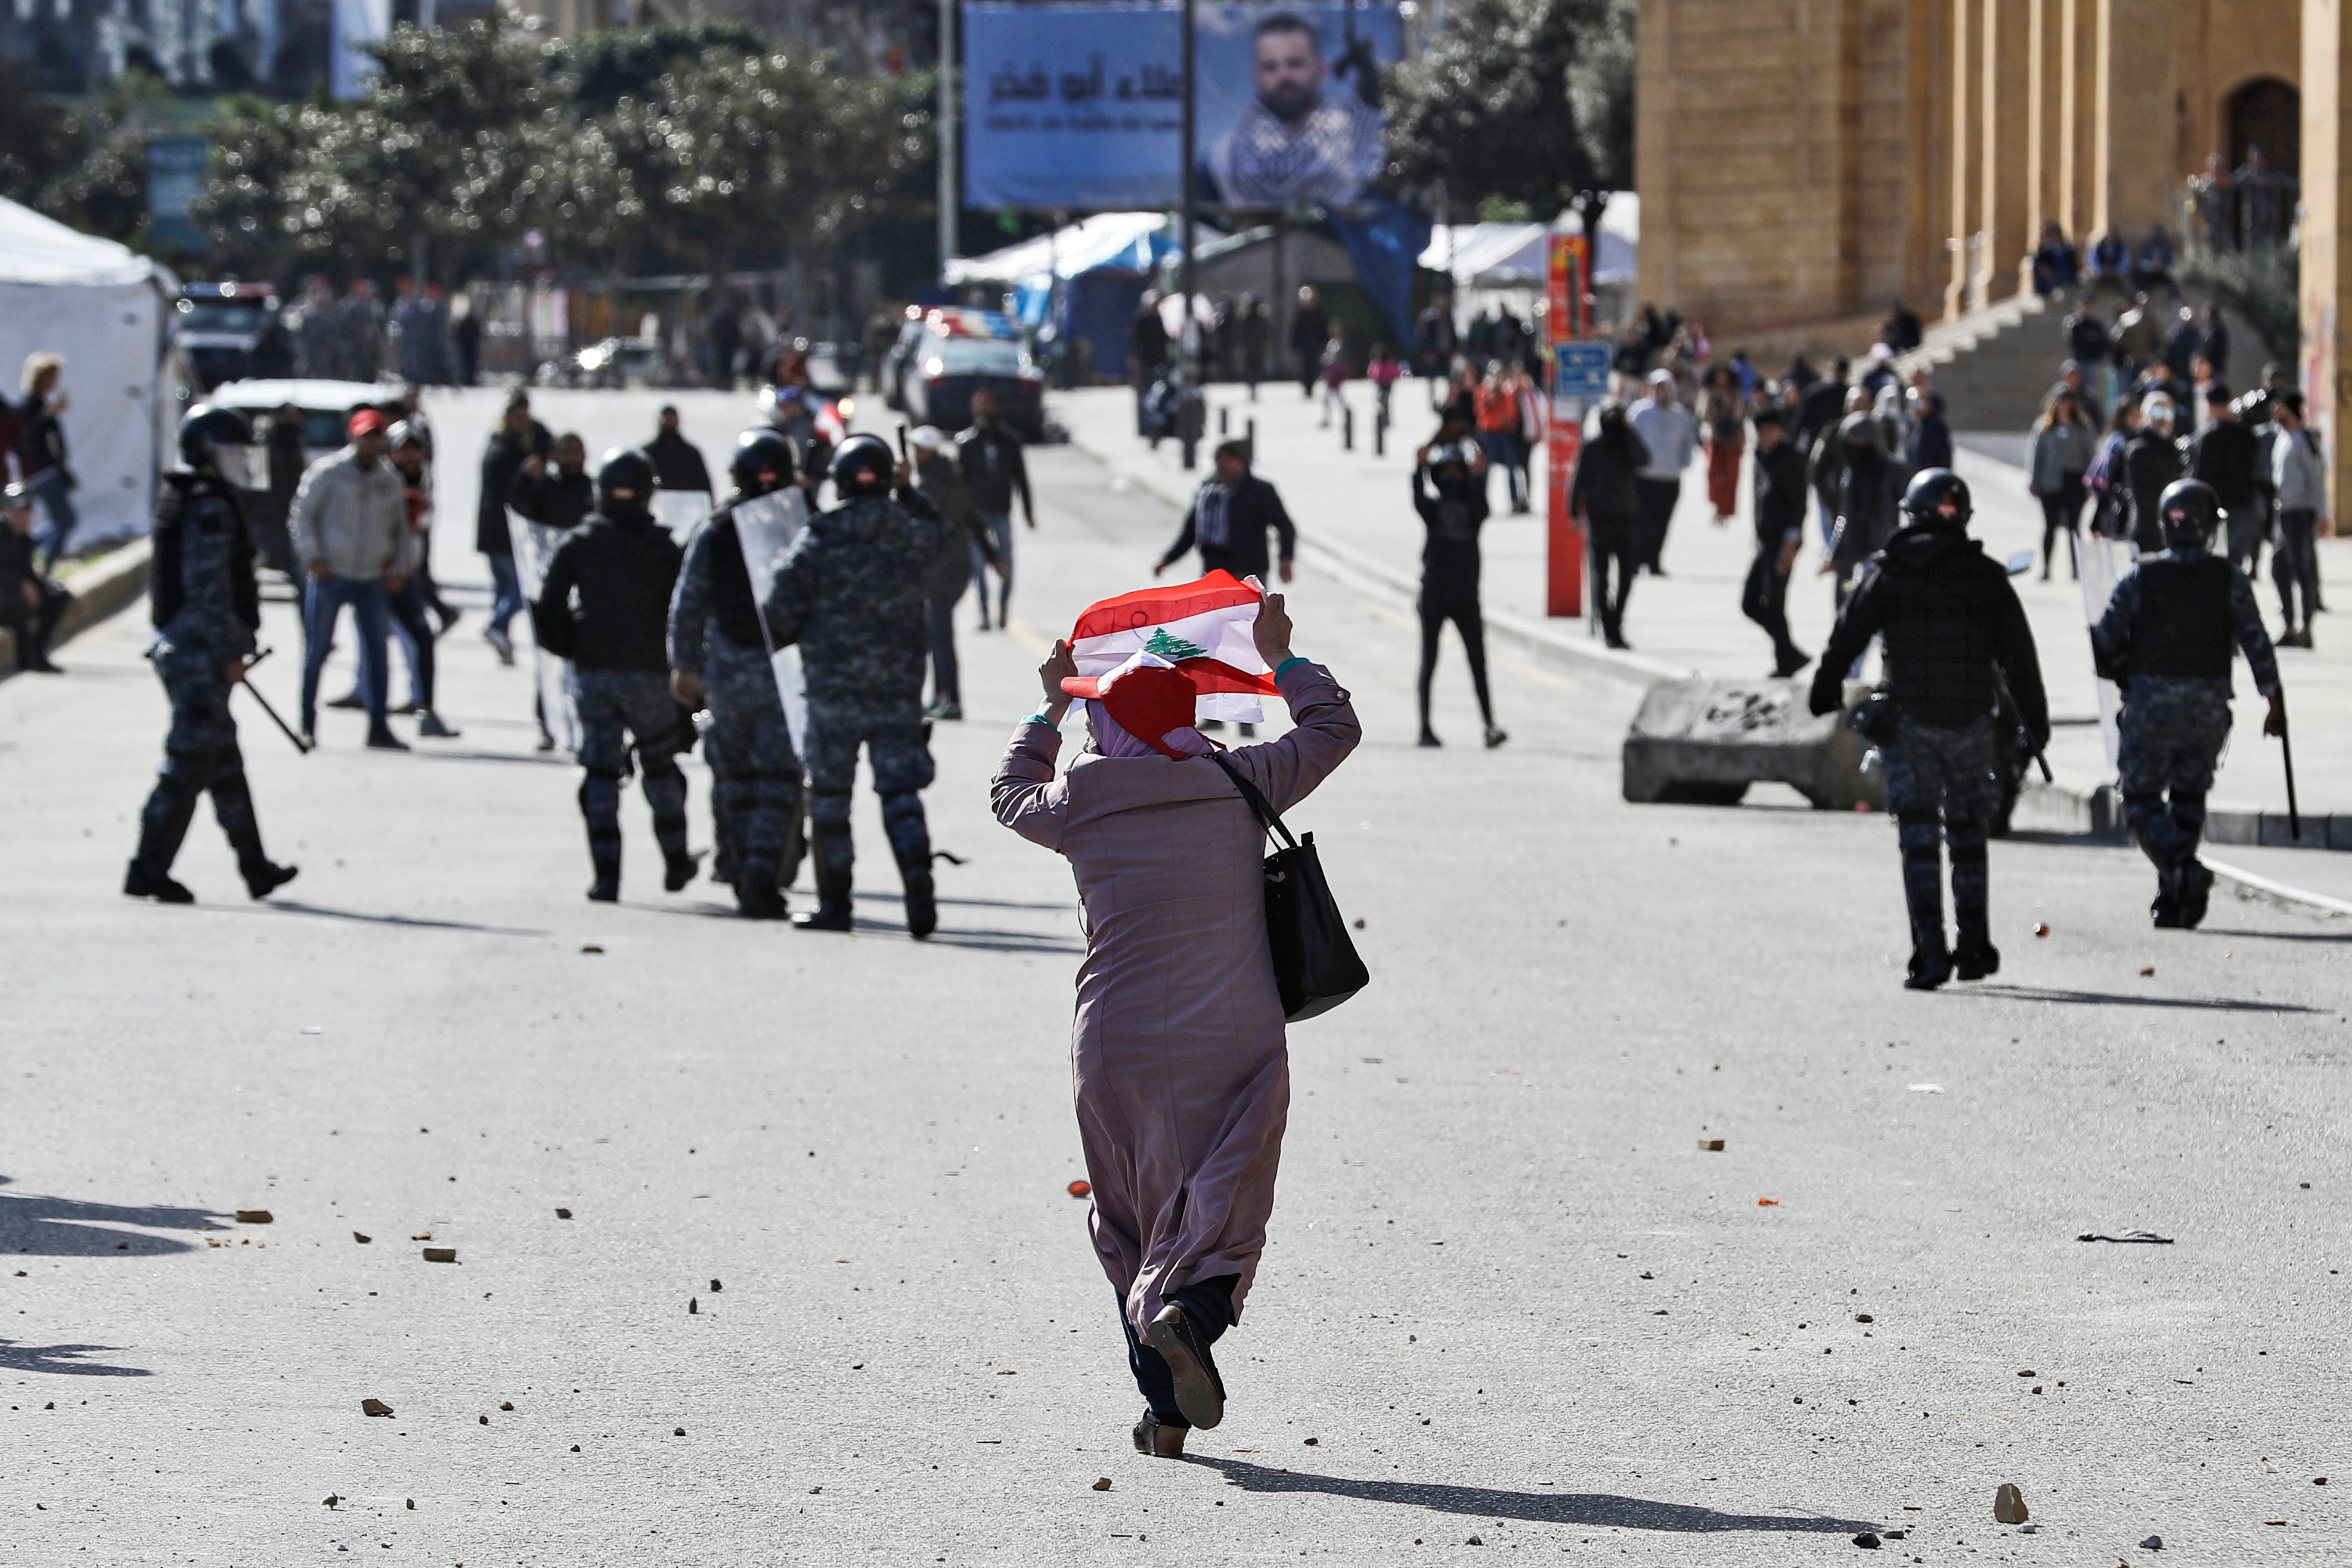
1235, 293, 1270, 397
1366, 342, 1402, 426
1824, 391, 1894, 609
2264, 392, 2325, 647
339, 280, 382, 384
451, 295, 482, 386
991, 594, 1359, 1462
1316, 321, 1351, 430
2085, 399, 2141, 540
2028, 383, 2097, 581
1796, 357, 1851, 549
1569, 401, 1651, 650
1409, 436, 1502, 749
382, 424, 457, 738
1473, 363, 1524, 513
2122, 393, 2186, 551
1414, 294, 1457, 380
1511, 362, 1544, 504
0, 481, 69, 673
17, 354, 75, 571
1289, 286, 1328, 398
1879, 302, 1925, 354
1129, 290, 1171, 432
957, 388, 1034, 631
1156, 440, 1297, 590
1699, 366, 1744, 525
2188, 384, 2266, 574
1907, 386, 1954, 475
2133, 225, 2179, 296
1442, 361, 1479, 427
1743, 407, 1809, 677
2031, 222, 2080, 296
1628, 370, 1697, 574
910, 425, 980, 721
646, 406, 712, 495
475, 393, 551, 665
290, 409, 407, 749
2111, 293, 2163, 380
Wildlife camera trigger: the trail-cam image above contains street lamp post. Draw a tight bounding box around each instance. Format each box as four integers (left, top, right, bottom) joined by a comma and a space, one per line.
1179, 0, 1198, 470
938, 0, 960, 281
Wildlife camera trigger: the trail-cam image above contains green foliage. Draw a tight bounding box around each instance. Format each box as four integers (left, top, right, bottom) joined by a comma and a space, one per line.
2179, 244, 2300, 364
0, 58, 163, 247
188, 16, 936, 286
1381, 0, 1629, 215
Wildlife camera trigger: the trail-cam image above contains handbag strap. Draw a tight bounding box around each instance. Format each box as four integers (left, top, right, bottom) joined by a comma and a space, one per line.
1206, 749, 1300, 851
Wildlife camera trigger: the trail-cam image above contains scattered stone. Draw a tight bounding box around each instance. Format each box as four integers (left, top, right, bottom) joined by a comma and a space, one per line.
1352, 918, 1366, 930
361, 1398, 394, 1417
689, 1297, 699, 1315
1303, 1436, 1319, 1445
1851, 1532, 1880, 1549
1907, 1084, 1944, 1095
572, 1445, 581, 1452
405, 1500, 414, 1511
2139, 966, 2155, 977
1092, 1477, 1112, 1491
235, 1210, 273, 1225
554, 1208, 571, 1219
1994, 1483, 2029, 1524
500, 1402, 514, 1411
581, 944, 604, 954
324, 1494, 339, 1508
710, 1279, 722, 1293
422, 1247, 457, 1263
412, 1232, 431, 1241
2140, 1535, 2162, 1550
2018, 1369, 2037, 1378
2032, 922, 2050, 937
2077, 1231, 2174, 1244
352, 1232, 371, 1244
478, 1415, 489, 1426
674, 1427, 686, 1437
1757, 1198, 1780, 1207
1855, 1313, 1874, 1323
1699, 1139, 1725, 1152
2317, 1477, 2330, 1486
1882, 1530, 1905, 1539
1465, 1536, 1484, 1547
1067, 1180, 1092, 1198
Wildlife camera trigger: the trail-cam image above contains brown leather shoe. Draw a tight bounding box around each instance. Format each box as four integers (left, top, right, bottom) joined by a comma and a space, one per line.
1131, 1411, 1188, 1458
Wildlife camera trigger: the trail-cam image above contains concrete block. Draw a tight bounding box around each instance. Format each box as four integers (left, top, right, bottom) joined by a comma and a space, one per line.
2258, 811, 2325, 848
2204, 810, 2261, 847
1622, 677, 1881, 811
2332, 815, 2352, 852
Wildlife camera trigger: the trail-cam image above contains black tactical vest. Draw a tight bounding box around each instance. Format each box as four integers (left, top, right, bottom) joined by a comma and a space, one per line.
705, 511, 768, 650
2130, 554, 2233, 679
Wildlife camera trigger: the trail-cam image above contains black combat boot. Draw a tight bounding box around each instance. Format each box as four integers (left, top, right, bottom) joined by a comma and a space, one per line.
663, 850, 702, 893
2176, 860, 2215, 929
123, 863, 196, 904
900, 862, 938, 941
736, 868, 786, 921
242, 860, 300, 900
2150, 867, 2183, 928
792, 825, 854, 931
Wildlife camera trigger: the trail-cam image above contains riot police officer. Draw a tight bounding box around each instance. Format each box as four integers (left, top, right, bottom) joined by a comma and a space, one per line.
763, 433, 951, 937
533, 448, 695, 902
125, 405, 299, 904
669, 429, 804, 919
2091, 477, 2285, 928
1809, 469, 2048, 990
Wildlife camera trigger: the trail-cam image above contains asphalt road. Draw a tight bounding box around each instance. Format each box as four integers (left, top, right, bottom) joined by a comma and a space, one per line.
1, 388, 2345, 1565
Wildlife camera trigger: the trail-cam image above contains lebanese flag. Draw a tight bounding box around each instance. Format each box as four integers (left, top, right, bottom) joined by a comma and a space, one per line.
1070, 571, 1276, 723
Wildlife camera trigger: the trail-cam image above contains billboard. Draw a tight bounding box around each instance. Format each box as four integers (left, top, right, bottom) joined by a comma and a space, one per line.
963, 2, 1403, 212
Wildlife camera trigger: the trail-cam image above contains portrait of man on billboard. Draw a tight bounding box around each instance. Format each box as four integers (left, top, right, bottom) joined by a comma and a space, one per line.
1198, 10, 1384, 207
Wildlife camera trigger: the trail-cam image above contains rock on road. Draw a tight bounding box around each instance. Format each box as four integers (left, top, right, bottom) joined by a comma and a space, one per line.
0, 388, 2344, 1563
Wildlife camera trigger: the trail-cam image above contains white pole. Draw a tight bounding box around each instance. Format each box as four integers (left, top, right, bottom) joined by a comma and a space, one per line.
938, 0, 960, 280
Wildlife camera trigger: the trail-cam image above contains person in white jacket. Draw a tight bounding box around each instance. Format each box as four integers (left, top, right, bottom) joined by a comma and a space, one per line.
289, 408, 407, 748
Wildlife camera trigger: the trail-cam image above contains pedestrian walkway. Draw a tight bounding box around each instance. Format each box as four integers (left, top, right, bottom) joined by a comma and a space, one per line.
1056, 384, 2350, 840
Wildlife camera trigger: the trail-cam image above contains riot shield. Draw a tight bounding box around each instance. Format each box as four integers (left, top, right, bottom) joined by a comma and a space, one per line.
652, 488, 712, 546
2078, 535, 2137, 771
506, 509, 582, 753
729, 488, 811, 745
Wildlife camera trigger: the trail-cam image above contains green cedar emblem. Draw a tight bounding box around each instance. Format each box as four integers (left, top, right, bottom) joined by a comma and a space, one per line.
1142, 627, 1209, 662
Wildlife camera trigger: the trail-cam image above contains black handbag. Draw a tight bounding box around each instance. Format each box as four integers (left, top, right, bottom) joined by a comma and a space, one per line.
1208, 751, 1369, 1022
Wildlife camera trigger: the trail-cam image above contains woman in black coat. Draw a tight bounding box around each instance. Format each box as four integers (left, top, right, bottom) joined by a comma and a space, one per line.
1569, 401, 1652, 649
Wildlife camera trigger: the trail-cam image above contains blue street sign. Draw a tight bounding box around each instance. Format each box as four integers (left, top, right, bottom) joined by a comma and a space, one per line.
1552, 340, 1612, 400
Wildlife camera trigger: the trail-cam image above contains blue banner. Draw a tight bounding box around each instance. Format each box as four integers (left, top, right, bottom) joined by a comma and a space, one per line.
963, 2, 1403, 212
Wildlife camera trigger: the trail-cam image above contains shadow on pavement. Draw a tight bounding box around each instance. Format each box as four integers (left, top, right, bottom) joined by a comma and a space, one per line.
246, 901, 550, 938
1192, 1459, 1876, 1535
0, 1340, 153, 1377
1964, 984, 2325, 1014
0, 1180, 224, 1258
386, 746, 577, 769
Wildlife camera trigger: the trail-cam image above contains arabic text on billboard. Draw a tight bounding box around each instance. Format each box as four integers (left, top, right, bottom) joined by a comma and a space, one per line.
963, 2, 1402, 211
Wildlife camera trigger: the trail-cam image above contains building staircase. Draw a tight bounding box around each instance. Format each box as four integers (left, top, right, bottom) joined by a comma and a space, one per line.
1894, 291, 2069, 432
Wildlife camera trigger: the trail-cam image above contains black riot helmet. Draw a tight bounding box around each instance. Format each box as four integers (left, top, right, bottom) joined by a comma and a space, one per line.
178, 403, 255, 471
2156, 476, 2221, 552
829, 433, 895, 498
1900, 467, 1972, 528
596, 447, 656, 522
730, 428, 796, 498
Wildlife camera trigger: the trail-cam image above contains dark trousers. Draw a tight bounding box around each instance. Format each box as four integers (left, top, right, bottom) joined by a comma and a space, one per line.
1634, 477, 1679, 571
2273, 507, 2320, 630
300, 575, 389, 734
1118, 1276, 1237, 1427
926, 572, 964, 706
575, 669, 691, 887
2225, 498, 2268, 577
1480, 432, 1524, 510
2038, 480, 2085, 579
1587, 517, 1640, 647
1740, 544, 1801, 668
134, 648, 273, 881
2, 580, 70, 668
388, 580, 436, 711
485, 552, 524, 636
1417, 587, 1493, 730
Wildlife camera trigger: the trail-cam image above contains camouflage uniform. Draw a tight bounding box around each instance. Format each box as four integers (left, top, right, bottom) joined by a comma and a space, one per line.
131, 474, 279, 886
1882, 715, 2000, 957
2091, 548, 2280, 881
761, 488, 950, 905
669, 505, 802, 910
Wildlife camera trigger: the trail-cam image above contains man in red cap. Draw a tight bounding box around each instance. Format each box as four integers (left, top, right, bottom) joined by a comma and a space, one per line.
289, 407, 408, 747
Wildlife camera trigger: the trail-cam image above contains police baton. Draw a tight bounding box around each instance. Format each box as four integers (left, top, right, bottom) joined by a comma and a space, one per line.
236, 647, 311, 755
1992, 665, 2052, 783
2277, 694, 2302, 839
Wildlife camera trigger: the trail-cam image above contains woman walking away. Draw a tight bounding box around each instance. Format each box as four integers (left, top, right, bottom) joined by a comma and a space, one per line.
1569, 401, 1652, 650
18, 353, 76, 571
1700, 367, 1746, 523
1411, 437, 1504, 748
991, 592, 1361, 1459
2029, 382, 2096, 579
2085, 399, 2139, 540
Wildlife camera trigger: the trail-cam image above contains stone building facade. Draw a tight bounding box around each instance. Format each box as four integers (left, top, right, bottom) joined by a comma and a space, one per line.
1637, 1, 2352, 510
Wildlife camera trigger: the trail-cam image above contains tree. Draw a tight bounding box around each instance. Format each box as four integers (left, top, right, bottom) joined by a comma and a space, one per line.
1380, 0, 1631, 218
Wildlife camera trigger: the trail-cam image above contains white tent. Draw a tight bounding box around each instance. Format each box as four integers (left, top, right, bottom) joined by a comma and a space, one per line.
0, 197, 179, 547
1421, 197, 1640, 292
943, 212, 1174, 287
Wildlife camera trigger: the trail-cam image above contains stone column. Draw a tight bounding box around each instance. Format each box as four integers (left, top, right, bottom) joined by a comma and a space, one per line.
1978, 0, 2032, 309
1910, 0, 1959, 312
1948, 0, 1985, 318
2092, 0, 2179, 244
2060, 0, 2097, 243
2026, 0, 2066, 262
2301, 0, 2352, 520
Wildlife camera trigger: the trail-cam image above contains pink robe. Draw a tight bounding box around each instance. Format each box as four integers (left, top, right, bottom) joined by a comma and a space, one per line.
990, 662, 1361, 1334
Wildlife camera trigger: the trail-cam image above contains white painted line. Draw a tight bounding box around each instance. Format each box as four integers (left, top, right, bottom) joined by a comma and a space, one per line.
2205, 858, 2352, 917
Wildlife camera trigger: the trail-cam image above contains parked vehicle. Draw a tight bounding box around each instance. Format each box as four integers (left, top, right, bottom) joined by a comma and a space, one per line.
882, 308, 1043, 436
205, 378, 393, 576
176, 283, 282, 390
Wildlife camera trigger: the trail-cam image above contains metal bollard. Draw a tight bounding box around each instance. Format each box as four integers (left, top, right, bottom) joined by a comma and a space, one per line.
1245, 416, 1255, 458
1218, 407, 1229, 436
1343, 405, 1353, 451
1374, 408, 1386, 458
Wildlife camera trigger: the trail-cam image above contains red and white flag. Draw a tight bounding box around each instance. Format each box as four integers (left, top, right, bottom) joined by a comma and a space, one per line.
1070, 571, 1276, 723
